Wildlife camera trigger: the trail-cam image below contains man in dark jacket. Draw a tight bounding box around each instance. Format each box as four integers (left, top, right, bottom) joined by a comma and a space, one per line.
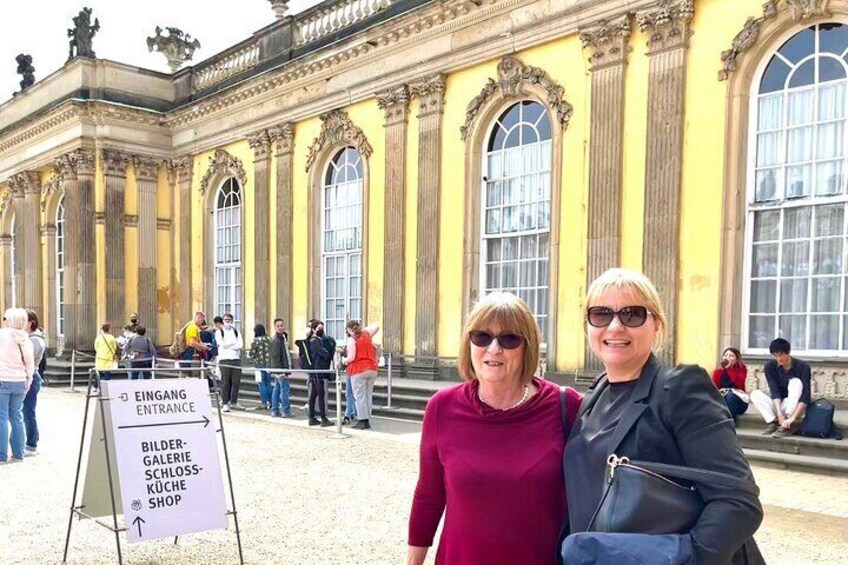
270, 318, 292, 417
305, 319, 335, 426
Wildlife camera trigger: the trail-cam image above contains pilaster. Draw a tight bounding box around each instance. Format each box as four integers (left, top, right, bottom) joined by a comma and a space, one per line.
269, 123, 294, 327
410, 74, 445, 357
9, 170, 42, 312
173, 155, 194, 324
377, 85, 410, 356
102, 149, 131, 328
637, 0, 694, 364
134, 155, 160, 340
580, 15, 631, 372
248, 129, 272, 327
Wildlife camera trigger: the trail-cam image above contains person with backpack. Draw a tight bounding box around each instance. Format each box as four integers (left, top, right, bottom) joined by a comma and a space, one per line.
249, 324, 272, 410
306, 320, 334, 427
270, 318, 292, 418
125, 325, 157, 380
94, 323, 119, 381
172, 311, 209, 369
24, 310, 45, 455
215, 314, 243, 412
750, 338, 811, 438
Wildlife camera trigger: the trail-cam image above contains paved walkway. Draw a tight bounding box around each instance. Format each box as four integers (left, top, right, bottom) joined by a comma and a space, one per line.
2, 388, 847, 564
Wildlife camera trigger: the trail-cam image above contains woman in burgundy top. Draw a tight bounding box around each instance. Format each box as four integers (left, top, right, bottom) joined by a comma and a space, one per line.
711, 347, 750, 420
407, 292, 582, 564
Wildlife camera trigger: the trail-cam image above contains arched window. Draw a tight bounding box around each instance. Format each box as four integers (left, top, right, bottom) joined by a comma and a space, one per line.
322, 147, 363, 340
9, 212, 16, 308
214, 178, 242, 328
56, 199, 66, 336
746, 23, 848, 353
482, 101, 552, 340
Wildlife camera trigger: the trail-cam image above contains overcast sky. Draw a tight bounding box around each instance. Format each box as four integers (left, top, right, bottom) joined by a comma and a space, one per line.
0, 0, 322, 106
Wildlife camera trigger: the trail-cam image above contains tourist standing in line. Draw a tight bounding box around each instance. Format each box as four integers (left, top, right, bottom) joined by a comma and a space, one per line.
125, 325, 157, 380
24, 310, 45, 455
216, 313, 243, 412
94, 323, 119, 381
0, 308, 35, 463
307, 320, 334, 427
344, 320, 380, 430
269, 318, 292, 417
250, 324, 273, 410
128, 312, 140, 333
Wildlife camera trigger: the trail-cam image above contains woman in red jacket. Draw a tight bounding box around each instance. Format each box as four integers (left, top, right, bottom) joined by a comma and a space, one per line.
711, 347, 750, 420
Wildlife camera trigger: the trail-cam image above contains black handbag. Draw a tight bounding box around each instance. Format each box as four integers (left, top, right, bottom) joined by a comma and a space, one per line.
588, 454, 759, 535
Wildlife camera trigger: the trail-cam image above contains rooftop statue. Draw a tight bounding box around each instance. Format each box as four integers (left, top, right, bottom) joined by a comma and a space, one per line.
14, 53, 35, 95
147, 26, 201, 72
67, 7, 100, 60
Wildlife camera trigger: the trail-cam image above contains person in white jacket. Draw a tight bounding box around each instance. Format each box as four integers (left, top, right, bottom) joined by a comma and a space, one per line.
215, 314, 243, 412
0, 308, 35, 463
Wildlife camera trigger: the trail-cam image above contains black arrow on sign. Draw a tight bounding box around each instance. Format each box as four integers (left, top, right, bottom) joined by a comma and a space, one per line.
118, 415, 210, 430
132, 516, 146, 537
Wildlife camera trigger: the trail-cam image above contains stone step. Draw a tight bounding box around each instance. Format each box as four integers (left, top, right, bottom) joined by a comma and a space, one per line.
736, 429, 847, 461
743, 448, 848, 476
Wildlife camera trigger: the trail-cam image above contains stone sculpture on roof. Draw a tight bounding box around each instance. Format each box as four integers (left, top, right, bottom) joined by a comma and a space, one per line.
147, 26, 202, 73
14, 54, 35, 95
67, 7, 100, 60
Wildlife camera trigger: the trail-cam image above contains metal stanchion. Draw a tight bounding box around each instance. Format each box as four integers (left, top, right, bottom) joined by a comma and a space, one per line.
381, 352, 398, 411
327, 363, 349, 439
68, 350, 77, 393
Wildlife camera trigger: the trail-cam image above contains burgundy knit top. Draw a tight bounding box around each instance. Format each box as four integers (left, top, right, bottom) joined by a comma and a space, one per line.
408, 378, 582, 564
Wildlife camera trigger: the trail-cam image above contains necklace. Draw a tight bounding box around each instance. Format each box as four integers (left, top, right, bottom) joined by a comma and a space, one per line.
478, 383, 530, 411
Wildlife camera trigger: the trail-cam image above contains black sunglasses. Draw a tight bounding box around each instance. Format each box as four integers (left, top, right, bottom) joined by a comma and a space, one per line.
586, 306, 652, 328
469, 331, 525, 350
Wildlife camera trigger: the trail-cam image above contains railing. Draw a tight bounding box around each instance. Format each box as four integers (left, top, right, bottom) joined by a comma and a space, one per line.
191, 40, 261, 93
295, 0, 395, 46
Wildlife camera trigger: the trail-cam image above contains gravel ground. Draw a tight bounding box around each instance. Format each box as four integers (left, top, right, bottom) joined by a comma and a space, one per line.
2, 388, 848, 564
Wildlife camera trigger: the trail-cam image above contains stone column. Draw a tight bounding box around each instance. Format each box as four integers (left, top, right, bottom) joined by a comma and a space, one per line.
410, 75, 446, 358
134, 156, 160, 341
10, 171, 42, 310
269, 123, 294, 327
102, 149, 131, 328
58, 149, 97, 351
377, 85, 410, 356
0, 235, 11, 310
637, 0, 694, 364
248, 129, 272, 328
173, 156, 193, 325
580, 16, 631, 373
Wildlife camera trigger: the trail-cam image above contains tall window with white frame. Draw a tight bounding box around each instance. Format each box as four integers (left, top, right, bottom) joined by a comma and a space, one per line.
214, 178, 242, 329
321, 147, 363, 341
56, 199, 66, 337
482, 101, 552, 341
9, 212, 16, 308
747, 23, 848, 354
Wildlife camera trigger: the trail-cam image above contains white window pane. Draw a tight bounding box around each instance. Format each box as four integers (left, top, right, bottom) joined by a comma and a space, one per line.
780, 279, 808, 312
816, 160, 844, 195
787, 127, 813, 163
781, 242, 811, 276
752, 244, 778, 277
750, 280, 777, 313
757, 132, 781, 166
779, 315, 807, 349
813, 239, 842, 274
754, 211, 781, 241
816, 121, 844, 159
818, 82, 846, 121
787, 89, 814, 126
749, 316, 775, 348
810, 315, 838, 349
816, 204, 844, 236
758, 94, 783, 130
811, 278, 840, 311
755, 169, 778, 202
783, 207, 812, 238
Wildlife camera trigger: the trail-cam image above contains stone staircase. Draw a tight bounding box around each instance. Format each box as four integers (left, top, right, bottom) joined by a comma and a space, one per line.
43, 357, 848, 476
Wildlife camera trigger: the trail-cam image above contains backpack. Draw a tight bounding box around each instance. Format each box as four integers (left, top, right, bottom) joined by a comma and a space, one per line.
169, 323, 190, 358
800, 398, 841, 439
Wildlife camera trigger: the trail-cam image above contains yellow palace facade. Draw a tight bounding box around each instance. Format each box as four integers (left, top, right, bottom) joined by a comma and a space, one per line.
1, 0, 847, 395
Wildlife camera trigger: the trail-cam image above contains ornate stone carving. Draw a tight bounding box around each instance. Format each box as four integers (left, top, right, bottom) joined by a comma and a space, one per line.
40, 176, 62, 212
67, 7, 100, 60
785, 0, 831, 20
719, 16, 766, 81
170, 156, 194, 184
636, 0, 694, 53
580, 16, 632, 69
9, 171, 40, 195
56, 148, 96, 179
269, 0, 289, 19
247, 129, 272, 161
377, 85, 411, 125
305, 110, 373, 172
268, 122, 295, 155
0, 190, 13, 216
14, 54, 35, 95
101, 149, 131, 177
147, 26, 201, 72
133, 156, 161, 182
410, 74, 446, 117
199, 150, 247, 195
460, 56, 572, 140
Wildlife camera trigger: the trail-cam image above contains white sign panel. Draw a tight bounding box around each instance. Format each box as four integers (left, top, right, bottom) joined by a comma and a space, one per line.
103, 379, 228, 543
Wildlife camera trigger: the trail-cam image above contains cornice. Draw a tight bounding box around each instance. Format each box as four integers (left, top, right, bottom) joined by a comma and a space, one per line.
579, 15, 632, 70
0, 104, 83, 154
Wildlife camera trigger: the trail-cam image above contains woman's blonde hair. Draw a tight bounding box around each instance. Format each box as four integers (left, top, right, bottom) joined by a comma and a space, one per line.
585, 268, 668, 351
457, 292, 540, 384
3, 308, 28, 331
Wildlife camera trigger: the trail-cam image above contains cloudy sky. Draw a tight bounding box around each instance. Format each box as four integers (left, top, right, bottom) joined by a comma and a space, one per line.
0, 0, 322, 105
